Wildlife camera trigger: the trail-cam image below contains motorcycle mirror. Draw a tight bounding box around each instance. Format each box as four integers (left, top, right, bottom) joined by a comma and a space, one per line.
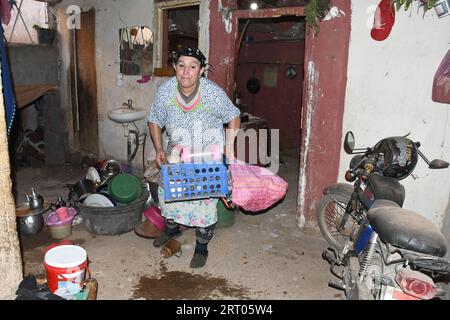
343, 131, 355, 154
417, 148, 449, 169
429, 159, 449, 169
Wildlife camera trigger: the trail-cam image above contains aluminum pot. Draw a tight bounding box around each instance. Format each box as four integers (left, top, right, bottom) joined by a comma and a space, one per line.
17, 214, 44, 236
15, 202, 50, 236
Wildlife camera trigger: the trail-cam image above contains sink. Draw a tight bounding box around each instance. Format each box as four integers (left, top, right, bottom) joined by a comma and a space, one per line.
108, 107, 147, 124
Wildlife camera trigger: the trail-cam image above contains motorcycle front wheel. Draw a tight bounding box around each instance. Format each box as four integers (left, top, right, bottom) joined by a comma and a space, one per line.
317, 189, 358, 250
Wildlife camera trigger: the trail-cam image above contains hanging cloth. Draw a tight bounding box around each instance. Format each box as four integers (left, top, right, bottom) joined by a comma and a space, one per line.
0, 0, 12, 25
0, 20, 16, 135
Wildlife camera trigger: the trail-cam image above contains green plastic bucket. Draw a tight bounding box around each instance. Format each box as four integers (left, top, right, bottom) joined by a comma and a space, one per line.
216, 200, 235, 229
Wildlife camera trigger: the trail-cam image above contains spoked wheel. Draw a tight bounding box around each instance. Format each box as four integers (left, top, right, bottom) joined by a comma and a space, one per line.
317, 190, 359, 251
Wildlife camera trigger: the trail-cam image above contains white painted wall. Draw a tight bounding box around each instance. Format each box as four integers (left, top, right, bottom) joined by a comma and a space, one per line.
91, 0, 157, 173
341, 1, 450, 227
55, 0, 210, 174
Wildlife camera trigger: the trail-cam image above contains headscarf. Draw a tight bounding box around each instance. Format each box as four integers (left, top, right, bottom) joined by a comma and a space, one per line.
174, 47, 207, 67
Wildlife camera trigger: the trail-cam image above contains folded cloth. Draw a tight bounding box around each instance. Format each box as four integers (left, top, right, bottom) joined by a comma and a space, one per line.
229, 163, 288, 212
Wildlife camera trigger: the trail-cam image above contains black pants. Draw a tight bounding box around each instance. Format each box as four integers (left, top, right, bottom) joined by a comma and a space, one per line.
165, 219, 216, 244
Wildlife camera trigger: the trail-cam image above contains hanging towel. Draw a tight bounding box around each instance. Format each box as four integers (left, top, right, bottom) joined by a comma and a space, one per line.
0, 21, 16, 135
0, 0, 11, 25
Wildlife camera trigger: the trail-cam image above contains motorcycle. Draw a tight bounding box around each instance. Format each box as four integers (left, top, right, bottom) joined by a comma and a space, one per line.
317, 131, 450, 300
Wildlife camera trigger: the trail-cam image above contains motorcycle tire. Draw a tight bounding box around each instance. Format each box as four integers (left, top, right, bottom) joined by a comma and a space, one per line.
317, 188, 357, 250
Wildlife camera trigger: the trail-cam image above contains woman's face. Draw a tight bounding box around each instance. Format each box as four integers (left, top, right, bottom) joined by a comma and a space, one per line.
174, 56, 205, 94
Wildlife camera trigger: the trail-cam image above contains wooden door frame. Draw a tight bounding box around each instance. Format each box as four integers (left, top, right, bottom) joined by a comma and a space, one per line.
153, 0, 200, 68
73, 9, 98, 155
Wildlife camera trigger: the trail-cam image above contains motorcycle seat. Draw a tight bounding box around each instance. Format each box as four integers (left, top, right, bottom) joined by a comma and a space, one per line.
367, 200, 447, 257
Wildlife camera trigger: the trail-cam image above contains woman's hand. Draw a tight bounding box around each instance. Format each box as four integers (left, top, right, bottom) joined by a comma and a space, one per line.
224, 143, 236, 161
225, 116, 241, 162
155, 148, 166, 168
149, 123, 165, 168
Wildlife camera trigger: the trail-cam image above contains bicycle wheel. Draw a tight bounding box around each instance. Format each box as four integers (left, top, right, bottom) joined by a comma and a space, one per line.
317, 188, 358, 250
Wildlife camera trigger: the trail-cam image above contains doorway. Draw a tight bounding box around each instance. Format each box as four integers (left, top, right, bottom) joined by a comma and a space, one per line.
72, 9, 98, 156
154, 1, 200, 71
166, 5, 199, 65
228, 7, 308, 224
235, 16, 305, 158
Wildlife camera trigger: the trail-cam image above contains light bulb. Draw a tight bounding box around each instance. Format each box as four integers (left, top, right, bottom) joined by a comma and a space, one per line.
250, 2, 258, 10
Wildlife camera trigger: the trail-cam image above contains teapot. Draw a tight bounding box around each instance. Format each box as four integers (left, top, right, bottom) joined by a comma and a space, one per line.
26, 188, 44, 209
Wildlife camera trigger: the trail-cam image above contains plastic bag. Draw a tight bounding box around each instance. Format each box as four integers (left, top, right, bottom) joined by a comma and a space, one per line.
45, 207, 77, 226
432, 49, 450, 104
229, 163, 288, 212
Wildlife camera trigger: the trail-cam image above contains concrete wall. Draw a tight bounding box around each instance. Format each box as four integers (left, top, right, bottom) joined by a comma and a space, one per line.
7, 45, 58, 86
55, 0, 210, 174
340, 1, 450, 227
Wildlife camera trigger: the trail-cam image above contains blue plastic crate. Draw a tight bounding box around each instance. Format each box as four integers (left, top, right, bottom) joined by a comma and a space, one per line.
161, 162, 229, 202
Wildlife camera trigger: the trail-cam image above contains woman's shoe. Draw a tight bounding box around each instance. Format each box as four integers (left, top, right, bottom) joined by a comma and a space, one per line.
189, 250, 208, 268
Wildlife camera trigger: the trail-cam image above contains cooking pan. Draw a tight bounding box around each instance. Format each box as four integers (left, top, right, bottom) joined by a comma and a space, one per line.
246, 68, 260, 94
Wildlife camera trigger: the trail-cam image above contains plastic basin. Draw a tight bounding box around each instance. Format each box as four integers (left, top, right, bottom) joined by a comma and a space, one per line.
76, 190, 148, 235
143, 205, 165, 231
108, 174, 142, 204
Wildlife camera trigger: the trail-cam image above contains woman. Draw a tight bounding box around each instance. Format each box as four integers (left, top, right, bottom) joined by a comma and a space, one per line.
147, 47, 240, 268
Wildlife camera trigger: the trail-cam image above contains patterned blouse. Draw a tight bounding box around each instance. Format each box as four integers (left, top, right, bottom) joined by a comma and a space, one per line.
147, 76, 240, 227
147, 76, 240, 155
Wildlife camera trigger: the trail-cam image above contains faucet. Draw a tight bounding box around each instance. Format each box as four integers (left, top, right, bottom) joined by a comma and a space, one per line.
123, 99, 133, 109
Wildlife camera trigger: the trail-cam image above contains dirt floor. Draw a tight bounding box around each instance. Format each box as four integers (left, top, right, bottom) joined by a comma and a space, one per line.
12, 154, 342, 300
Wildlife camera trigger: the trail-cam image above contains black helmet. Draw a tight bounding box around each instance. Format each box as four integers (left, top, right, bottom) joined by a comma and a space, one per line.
373, 136, 418, 180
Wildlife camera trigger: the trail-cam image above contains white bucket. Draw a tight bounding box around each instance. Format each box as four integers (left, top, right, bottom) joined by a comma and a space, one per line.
44, 245, 87, 294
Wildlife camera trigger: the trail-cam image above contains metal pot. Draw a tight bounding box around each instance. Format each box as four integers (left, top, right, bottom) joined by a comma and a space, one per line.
17, 214, 44, 236
15, 202, 50, 236
101, 160, 122, 180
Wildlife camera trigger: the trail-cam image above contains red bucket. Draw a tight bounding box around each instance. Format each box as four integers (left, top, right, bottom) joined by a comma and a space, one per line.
44, 244, 88, 293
